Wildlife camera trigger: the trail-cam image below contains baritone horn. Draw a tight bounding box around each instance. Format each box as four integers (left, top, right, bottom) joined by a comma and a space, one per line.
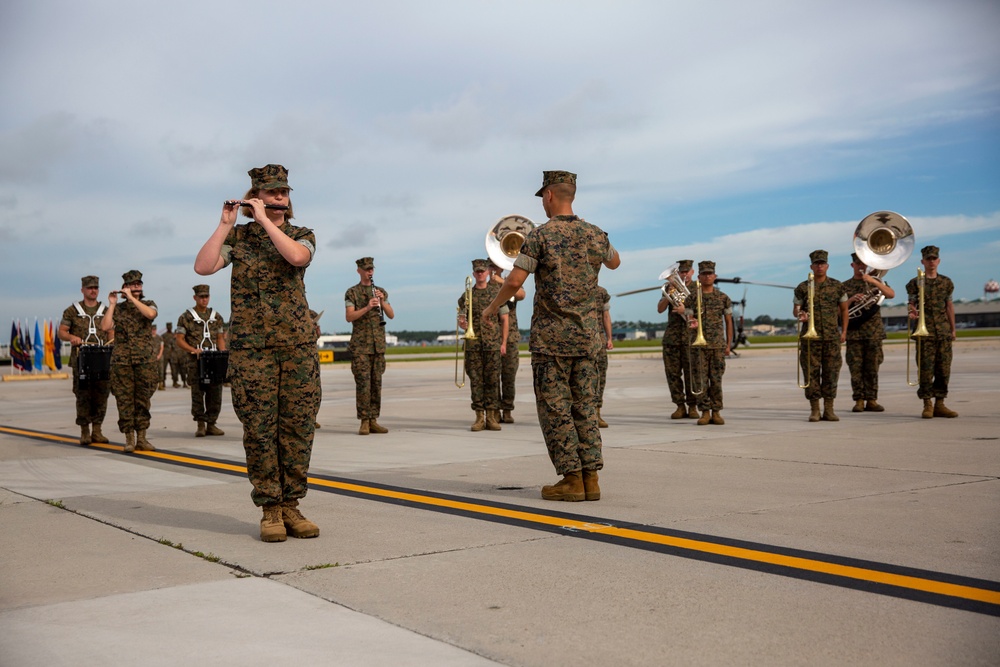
454, 276, 477, 388
486, 214, 536, 271
850, 211, 915, 320
796, 272, 820, 389
658, 262, 691, 309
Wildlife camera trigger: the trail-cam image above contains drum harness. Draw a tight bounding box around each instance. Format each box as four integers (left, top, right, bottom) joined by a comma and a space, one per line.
187, 309, 220, 351
73, 302, 107, 345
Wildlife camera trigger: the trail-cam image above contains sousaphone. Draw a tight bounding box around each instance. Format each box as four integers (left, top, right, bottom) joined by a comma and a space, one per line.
486, 214, 535, 271
850, 211, 915, 321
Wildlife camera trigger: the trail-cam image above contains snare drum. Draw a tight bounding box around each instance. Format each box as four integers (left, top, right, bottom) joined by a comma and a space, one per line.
78, 345, 112, 384
198, 350, 230, 386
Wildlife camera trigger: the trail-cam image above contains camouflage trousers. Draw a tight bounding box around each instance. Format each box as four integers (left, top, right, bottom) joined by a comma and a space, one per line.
799, 340, 842, 401
531, 353, 603, 476
692, 348, 726, 411
110, 360, 158, 432
351, 352, 386, 419
500, 341, 519, 412
914, 337, 952, 400
72, 371, 110, 426
184, 355, 223, 423
465, 344, 501, 411
229, 345, 321, 507
596, 347, 608, 408
846, 339, 884, 401
161, 353, 182, 384
662, 344, 696, 407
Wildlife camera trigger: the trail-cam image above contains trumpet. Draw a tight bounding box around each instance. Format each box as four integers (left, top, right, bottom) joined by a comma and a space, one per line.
658, 263, 691, 309
688, 281, 707, 395
796, 272, 820, 389
454, 276, 478, 388
224, 200, 289, 210
906, 268, 931, 386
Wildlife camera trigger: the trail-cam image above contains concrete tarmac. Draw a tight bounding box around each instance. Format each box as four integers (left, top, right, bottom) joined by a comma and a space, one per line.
1, 340, 998, 666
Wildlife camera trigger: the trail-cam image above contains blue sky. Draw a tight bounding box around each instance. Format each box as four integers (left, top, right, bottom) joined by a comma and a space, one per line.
1, 0, 998, 335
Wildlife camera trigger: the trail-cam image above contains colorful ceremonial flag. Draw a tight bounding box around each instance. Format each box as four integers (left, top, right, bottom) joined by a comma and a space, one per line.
10, 320, 27, 371
52, 320, 62, 370
22, 320, 33, 372
43, 320, 56, 371
34, 319, 43, 371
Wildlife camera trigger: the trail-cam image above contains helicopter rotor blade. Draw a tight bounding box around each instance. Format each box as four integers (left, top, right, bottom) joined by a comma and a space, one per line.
614, 285, 662, 297
716, 277, 794, 290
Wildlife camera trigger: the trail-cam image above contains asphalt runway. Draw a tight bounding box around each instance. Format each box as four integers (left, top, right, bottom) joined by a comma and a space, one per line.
1, 339, 998, 666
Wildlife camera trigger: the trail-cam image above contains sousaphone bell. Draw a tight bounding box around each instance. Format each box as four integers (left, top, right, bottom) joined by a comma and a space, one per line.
850, 211, 915, 320
486, 214, 535, 271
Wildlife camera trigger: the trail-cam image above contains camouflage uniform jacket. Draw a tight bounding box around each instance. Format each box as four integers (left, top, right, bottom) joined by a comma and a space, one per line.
221, 221, 317, 349
176, 308, 226, 351
345, 283, 388, 354
662, 280, 696, 346
459, 283, 507, 350
514, 215, 616, 357
793, 277, 846, 341
61, 301, 109, 368
597, 287, 611, 341
506, 295, 521, 345
906, 274, 954, 338
684, 289, 732, 349
111, 299, 158, 365
842, 277, 886, 341
161, 328, 179, 357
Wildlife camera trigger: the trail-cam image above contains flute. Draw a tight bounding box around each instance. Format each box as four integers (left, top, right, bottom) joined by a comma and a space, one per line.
224, 200, 289, 210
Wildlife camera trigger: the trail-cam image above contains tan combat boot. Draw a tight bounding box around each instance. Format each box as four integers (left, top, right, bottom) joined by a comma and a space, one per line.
368, 419, 388, 434
158, 382, 165, 391
123, 431, 136, 453
582, 470, 601, 501
541, 472, 585, 501
501, 410, 514, 424
670, 403, 687, 420
822, 399, 839, 422
711, 410, 725, 425
865, 399, 884, 412
135, 430, 156, 451
485, 410, 502, 431
195, 421, 207, 437
809, 400, 821, 422
358, 419, 370, 435
852, 399, 865, 413
205, 423, 225, 436
597, 409, 608, 428
79, 424, 91, 446
260, 505, 287, 542
687, 405, 700, 419
697, 409, 712, 426
91, 423, 109, 443
933, 399, 958, 418
921, 399, 934, 419
282, 501, 319, 539
470, 411, 485, 432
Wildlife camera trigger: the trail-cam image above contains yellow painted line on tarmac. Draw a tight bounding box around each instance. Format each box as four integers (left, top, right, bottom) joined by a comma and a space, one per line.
3, 424, 999, 613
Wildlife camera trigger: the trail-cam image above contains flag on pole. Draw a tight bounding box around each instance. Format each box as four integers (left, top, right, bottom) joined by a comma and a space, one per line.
52, 320, 62, 370
43, 320, 56, 371
34, 319, 43, 371
22, 320, 33, 372
10, 320, 27, 371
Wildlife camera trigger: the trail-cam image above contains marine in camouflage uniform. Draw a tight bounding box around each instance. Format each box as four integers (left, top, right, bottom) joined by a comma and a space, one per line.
905, 245, 958, 419
793, 250, 848, 422
658, 260, 699, 419
491, 260, 525, 424
175, 284, 227, 437
595, 285, 612, 427
843, 252, 895, 412
58, 275, 112, 446
195, 164, 321, 543
684, 261, 733, 424
345, 256, 394, 435
459, 259, 508, 432
483, 170, 620, 502
102, 269, 159, 451
160, 322, 182, 388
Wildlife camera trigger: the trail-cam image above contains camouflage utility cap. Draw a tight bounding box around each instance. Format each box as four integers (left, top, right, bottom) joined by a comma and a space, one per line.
248, 164, 292, 191
535, 170, 577, 196
356, 257, 374, 270
472, 258, 490, 271
698, 260, 716, 274
677, 259, 694, 272
851, 252, 861, 264
921, 245, 940, 259
81, 275, 100, 288
193, 284, 210, 296
809, 250, 829, 265
122, 269, 143, 284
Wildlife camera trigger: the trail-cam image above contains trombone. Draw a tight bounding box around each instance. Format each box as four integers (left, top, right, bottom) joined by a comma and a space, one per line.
906, 268, 931, 386
688, 281, 708, 395
454, 276, 477, 388
796, 272, 820, 389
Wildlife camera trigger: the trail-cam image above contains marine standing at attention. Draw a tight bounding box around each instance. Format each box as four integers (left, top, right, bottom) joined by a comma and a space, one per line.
906, 245, 958, 419
483, 170, 620, 501
345, 256, 394, 435
194, 164, 321, 543
175, 284, 228, 438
